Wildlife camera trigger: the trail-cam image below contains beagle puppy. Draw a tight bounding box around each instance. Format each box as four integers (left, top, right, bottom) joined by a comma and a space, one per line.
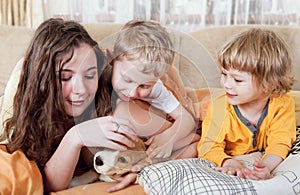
69, 138, 170, 187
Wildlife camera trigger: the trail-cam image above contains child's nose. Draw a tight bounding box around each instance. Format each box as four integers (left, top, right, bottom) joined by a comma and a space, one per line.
223, 78, 233, 89
128, 87, 137, 98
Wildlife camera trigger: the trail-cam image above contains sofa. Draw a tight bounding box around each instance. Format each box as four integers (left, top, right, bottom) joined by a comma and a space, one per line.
0, 23, 299, 194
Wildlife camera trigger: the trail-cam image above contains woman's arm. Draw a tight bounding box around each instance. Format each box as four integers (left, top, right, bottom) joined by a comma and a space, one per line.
43, 130, 82, 192
43, 116, 138, 192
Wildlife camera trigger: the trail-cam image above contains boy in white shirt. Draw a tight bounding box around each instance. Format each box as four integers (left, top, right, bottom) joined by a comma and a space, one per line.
110, 20, 199, 159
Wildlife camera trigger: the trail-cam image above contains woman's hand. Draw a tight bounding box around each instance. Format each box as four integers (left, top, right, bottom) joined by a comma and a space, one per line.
105, 163, 143, 192
106, 173, 137, 193
73, 116, 139, 150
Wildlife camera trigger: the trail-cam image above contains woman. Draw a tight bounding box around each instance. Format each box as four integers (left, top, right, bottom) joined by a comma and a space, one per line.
0, 18, 138, 193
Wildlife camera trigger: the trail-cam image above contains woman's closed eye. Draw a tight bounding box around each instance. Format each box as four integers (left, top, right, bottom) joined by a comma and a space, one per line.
61, 77, 71, 81
84, 68, 97, 80
60, 72, 72, 81
85, 73, 96, 80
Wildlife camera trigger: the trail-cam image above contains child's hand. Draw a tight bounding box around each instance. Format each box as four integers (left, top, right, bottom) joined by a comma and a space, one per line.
214, 158, 247, 178
241, 161, 271, 180
145, 133, 174, 158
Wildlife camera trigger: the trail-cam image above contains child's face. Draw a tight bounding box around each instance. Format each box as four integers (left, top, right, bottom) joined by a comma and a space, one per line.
58, 43, 98, 117
220, 68, 265, 106
112, 58, 159, 101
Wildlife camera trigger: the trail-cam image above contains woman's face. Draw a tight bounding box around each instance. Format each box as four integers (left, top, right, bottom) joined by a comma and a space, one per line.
58, 43, 98, 117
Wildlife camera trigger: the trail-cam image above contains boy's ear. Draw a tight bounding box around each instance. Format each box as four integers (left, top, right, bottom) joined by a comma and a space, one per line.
107, 49, 114, 66
101, 48, 114, 66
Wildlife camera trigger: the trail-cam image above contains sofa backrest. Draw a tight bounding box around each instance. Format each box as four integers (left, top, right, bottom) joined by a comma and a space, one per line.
98, 26, 219, 90
0, 25, 35, 96
0, 23, 123, 96
89, 24, 300, 90
0, 23, 299, 97
190, 25, 300, 90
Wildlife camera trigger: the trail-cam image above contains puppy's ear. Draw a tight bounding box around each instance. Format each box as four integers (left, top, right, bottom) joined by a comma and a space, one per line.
105, 150, 147, 176
131, 138, 146, 151
117, 150, 147, 167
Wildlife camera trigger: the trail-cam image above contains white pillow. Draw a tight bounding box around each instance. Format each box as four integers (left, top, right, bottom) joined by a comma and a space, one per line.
252, 126, 300, 194
0, 58, 22, 144
252, 153, 300, 194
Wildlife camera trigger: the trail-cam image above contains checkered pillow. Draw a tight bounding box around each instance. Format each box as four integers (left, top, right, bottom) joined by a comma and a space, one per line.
137, 158, 257, 195
137, 127, 300, 195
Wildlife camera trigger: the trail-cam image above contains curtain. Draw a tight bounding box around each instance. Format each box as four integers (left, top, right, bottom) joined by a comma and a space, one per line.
0, 0, 44, 28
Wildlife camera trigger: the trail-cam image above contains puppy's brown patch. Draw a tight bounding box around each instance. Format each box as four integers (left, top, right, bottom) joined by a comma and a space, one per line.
94, 138, 170, 180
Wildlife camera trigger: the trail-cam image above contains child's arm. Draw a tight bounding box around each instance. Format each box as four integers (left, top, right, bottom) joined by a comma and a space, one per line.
113, 100, 197, 158
242, 154, 283, 180
197, 95, 231, 165
145, 104, 196, 158
215, 151, 263, 178
215, 153, 282, 180
240, 94, 296, 180
43, 116, 138, 191
214, 158, 247, 178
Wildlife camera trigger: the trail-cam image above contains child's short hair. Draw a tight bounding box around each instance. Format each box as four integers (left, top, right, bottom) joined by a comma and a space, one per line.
218, 28, 295, 96
113, 20, 175, 77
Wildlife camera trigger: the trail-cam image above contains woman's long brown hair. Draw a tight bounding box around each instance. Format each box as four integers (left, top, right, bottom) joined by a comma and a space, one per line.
1, 18, 113, 169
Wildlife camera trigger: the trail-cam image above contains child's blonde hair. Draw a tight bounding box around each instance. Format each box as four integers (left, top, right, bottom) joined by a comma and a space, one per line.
113, 20, 175, 77
218, 28, 295, 97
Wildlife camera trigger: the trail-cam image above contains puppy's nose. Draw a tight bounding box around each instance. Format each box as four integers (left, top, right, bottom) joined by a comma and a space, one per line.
95, 156, 104, 166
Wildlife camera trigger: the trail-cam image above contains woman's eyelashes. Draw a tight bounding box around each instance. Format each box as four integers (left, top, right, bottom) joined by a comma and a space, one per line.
59, 70, 97, 81
84, 72, 97, 80
60, 72, 72, 81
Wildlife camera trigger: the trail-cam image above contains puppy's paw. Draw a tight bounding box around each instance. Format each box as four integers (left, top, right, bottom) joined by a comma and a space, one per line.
69, 169, 99, 188
99, 174, 117, 183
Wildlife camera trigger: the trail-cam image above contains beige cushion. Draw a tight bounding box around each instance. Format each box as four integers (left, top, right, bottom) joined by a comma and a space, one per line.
0, 26, 34, 96
291, 90, 300, 126
190, 25, 300, 90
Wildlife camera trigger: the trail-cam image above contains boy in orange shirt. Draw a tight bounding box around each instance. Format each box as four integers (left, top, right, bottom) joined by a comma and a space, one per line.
198, 28, 296, 180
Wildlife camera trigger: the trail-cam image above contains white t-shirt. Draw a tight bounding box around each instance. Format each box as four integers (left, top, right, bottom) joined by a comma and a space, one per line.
141, 80, 180, 114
